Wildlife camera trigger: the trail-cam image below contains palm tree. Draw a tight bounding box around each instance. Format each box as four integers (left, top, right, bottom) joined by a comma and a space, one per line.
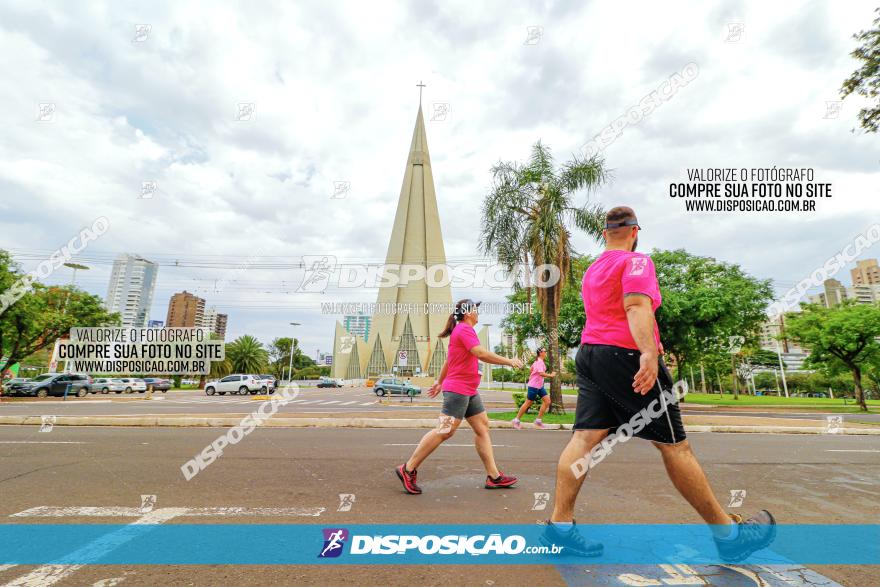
480, 141, 607, 412
226, 335, 269, 374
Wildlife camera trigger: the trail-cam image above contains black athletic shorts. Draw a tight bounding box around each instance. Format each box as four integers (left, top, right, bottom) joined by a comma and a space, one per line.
573, 344, 686, 444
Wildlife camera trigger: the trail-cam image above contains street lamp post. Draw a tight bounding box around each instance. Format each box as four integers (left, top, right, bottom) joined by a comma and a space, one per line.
64, 262, 90, 286
287, 322, 300, 385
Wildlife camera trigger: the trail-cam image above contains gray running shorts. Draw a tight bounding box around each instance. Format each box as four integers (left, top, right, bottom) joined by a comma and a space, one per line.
441, 391, 485, 420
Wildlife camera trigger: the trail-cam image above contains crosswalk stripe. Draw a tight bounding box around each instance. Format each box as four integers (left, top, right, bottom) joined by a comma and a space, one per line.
338, 401, 359, 405
322, 400, 341, 405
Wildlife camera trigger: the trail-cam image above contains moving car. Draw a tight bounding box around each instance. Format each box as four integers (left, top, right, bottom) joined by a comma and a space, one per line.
13, 373, 92, 398
316, 377, 343, 388
204, 374, 265, 396
90, 377, 126, 394
372, 377, 421, 397
117, 377, 147, 393
142, 377, 172, 392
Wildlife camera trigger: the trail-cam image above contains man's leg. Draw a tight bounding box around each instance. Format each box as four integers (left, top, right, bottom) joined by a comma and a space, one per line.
466, 411, 500, 478
653, 440, 733, 536
550, 429, 608, 522
405, 415, 461, 472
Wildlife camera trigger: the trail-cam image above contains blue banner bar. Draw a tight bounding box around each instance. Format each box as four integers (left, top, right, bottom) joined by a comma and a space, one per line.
0, 524, 876, 565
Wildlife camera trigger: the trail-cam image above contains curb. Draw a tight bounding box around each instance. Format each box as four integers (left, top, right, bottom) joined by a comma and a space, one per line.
0, 415, 878, 434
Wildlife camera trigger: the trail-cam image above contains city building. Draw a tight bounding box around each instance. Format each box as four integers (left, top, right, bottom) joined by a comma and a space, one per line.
105, 254, 159, 328
331, 103, 485, 382
851, 258, 880, 286
166, 291, 205, 328
847, 283, 880, 304
147, 320, 164, 328
214, 312, 228, 340
343, 313, 371, 342
759, 315, 803, 354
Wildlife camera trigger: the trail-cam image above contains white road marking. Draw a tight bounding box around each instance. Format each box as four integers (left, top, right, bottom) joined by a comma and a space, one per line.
360, 402, 375, 406
0, 567, 15, 573
0, 442, 86, 445
338, 401, 359, 405
2, 508, 186, 587
11, 506, 325, 518
321, 401, 341, 405
826, 449, 880, 453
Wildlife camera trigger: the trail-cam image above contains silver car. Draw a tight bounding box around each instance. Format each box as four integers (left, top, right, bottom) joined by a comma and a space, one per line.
117, 377, 147, 393
90, 377, 126, 394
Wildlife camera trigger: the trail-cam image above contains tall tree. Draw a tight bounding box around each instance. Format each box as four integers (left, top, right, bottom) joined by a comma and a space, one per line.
480, 142, 607, 411
0, 251, 119, 378
226, 335, 269, 374
785, 302, 880, 411
841, 7, 880, 133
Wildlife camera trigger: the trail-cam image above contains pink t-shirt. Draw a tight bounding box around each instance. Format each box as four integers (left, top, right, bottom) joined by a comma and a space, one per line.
442, 322, 482, 396
580, 250, 663, 351
528, 358, 546, 388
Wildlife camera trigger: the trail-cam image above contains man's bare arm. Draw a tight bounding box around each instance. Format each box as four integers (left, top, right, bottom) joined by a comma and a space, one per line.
624, 293, 658, 394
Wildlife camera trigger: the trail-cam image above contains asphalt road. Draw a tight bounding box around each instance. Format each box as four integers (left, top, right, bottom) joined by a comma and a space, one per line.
0, 425, 877, 586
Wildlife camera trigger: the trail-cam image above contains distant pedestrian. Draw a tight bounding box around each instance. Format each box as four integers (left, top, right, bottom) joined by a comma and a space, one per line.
512, 347, 556, 429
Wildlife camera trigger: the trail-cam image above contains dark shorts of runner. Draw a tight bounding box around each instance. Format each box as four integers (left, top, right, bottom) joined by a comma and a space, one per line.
573, 343, 686, 444
441, 391, 485, 420
526, 386, 548, 401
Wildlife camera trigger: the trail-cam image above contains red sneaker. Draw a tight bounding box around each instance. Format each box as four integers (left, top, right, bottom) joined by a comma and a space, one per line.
485, 472, 518, 489
395, 463, 422, 494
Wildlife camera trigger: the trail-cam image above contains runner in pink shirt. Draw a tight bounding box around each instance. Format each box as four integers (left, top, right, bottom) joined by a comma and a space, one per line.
395, 299, 524, 494
511, 347, 556, 429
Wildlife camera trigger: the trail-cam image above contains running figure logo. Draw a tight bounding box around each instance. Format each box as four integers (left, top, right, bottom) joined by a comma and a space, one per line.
531, 492, 550, 511
727, 489, 747, 508
140, 494, 157, 513
318, 528, 349, 558
628, 257, 648, 276
825, 415, 843, 434
298, 255, 337, 293
39, 415, 56, 433
337, 494, 355, 512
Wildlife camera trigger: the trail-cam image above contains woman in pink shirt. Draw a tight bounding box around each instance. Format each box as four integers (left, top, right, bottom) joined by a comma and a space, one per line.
395, 299, 523, 494
512, 347, 556, 429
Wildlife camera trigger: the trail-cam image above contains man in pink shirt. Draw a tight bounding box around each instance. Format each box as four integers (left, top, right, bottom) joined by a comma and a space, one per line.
512, 347, 556, 429
541, 206, 776, 563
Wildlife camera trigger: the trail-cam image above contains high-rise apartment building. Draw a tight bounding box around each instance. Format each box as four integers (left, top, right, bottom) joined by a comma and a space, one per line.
851, 258, 880, 286
166, 291, 206, 328
343, 313, 371, 342
105, 254, 159, 328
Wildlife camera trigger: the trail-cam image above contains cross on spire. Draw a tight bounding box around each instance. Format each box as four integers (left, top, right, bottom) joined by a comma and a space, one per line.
416, 80, 426, 106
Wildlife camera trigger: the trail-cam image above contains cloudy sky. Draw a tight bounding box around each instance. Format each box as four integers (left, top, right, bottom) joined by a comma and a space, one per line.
1, 0, 877, 357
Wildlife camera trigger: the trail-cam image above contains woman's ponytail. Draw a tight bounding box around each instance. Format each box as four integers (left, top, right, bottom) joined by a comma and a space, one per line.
438, 312, 457, 338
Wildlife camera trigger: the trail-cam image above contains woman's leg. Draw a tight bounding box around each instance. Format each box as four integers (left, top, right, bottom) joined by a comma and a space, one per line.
466, 411, 501, 478
536, 395, 551, 419
515, 399, 533, 420
406, 414, 461, 471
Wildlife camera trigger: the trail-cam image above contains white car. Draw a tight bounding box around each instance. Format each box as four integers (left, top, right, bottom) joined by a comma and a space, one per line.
205, 374, 266, 396
90, 377, 126, 394
117, 377, 147, 393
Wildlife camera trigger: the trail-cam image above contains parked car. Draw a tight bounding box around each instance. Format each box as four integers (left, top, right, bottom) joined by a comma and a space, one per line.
205, 374, 265, 396
14, 373, 92, 398
316, 377, 343, 388
258, 374, 277, 393
117, 377, 147, 394
90, 377, 126, 394
142, 377, 172, 392
2, 377, 28, 394
372, 377, 421, 397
